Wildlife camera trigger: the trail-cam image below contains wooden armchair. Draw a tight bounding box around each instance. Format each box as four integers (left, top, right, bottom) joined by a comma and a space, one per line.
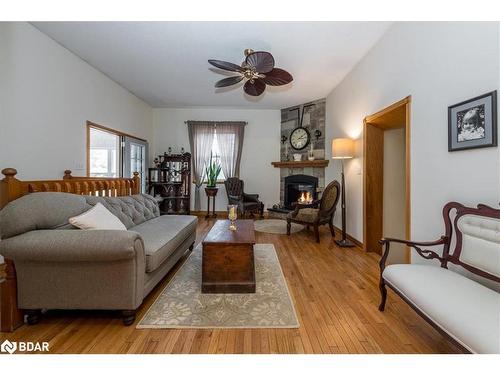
286, 180, 340, 243
224, 177, 264, 218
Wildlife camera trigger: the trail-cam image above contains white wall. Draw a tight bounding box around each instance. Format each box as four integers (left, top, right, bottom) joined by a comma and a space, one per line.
0, 22, 153, 180
326, 22, 500, 264
383, 128, 406, 264
153, 107, 281, 211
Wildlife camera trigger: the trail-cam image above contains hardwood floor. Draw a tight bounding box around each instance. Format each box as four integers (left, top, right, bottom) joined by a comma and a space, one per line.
0, 218, 461, 354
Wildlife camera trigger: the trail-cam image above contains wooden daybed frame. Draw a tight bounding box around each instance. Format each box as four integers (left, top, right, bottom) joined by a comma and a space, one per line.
0, 168, 141, 332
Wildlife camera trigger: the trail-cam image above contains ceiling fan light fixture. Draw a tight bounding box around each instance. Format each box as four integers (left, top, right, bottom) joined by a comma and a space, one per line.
208, 49, 293, 97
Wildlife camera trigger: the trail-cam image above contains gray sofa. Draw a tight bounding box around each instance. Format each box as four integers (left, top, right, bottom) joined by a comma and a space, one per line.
0, 192, 197, 325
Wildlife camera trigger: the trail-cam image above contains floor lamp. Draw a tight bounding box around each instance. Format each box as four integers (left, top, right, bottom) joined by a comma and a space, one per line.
332, 138, 355, 247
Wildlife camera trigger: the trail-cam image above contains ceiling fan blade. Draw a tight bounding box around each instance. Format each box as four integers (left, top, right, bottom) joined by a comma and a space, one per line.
245, 51, 275, 74
215, 75, 244, 88
244, 79, 266, 96
262, 68, 294, 86
208, 59, 243, 72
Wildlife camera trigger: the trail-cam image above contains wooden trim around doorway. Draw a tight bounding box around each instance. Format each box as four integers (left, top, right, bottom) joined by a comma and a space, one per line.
363, 96, 411, 262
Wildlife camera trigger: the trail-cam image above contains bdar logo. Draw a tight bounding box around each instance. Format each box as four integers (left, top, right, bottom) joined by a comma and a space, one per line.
0, 339, 49, 354
1, 340, 17, 354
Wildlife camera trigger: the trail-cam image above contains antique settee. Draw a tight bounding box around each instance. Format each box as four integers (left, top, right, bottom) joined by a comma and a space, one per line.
379, 202, 500, 354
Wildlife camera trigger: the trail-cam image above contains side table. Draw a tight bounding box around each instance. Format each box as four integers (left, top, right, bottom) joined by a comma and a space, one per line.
204, 187, 218, 219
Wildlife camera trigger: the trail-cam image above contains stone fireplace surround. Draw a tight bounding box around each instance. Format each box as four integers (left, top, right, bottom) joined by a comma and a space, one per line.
268, 98, 327, 218
279, 99, 326, 205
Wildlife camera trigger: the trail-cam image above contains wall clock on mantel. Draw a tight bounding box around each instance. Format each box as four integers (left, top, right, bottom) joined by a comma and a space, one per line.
290, 126, 311, 150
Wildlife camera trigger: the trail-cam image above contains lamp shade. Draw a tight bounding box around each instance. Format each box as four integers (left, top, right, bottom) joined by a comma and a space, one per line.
332, 138, 355, 159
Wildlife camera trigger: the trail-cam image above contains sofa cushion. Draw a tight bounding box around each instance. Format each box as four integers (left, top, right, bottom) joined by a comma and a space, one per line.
383, 264, 500, 353
69, 202, 127, 230
0, 192, 88, 239
85, 194, 159, 229
130, 215, 197, 272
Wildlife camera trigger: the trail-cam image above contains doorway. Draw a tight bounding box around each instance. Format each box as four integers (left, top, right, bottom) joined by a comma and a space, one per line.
363, 96, 411, 263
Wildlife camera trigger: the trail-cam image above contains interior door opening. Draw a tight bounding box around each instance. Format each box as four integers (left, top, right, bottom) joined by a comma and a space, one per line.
363, 97, 411, 263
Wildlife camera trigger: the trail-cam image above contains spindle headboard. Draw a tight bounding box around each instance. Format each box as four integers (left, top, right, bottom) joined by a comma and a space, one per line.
0, 168, 141, 210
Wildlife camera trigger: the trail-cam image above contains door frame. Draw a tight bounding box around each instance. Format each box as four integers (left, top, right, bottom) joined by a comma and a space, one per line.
123, 136, 149, 193
362, 96, 411, 262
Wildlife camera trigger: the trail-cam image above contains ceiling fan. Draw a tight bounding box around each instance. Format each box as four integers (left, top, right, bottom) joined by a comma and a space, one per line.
208, 49, 293, 97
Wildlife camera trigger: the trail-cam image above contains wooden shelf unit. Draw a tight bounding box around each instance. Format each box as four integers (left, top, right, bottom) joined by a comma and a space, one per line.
271, 160, 329, 168
147, 152, 191, 215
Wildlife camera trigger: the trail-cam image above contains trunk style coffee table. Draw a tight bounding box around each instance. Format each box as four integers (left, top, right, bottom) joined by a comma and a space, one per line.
202, 219, 256, 293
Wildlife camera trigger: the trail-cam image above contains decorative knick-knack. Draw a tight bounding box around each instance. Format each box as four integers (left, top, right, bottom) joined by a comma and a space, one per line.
308, 143, 315, 161
228, 205, 238, 231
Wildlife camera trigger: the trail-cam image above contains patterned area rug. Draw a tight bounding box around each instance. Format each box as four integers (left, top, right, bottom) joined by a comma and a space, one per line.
254, 219, 304, 234
137, 244, 299, 329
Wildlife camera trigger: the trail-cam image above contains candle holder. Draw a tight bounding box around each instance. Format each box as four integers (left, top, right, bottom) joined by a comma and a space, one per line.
227, 204, 238, 231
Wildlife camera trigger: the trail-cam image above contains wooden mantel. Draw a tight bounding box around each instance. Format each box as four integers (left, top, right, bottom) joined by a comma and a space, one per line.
271, 160, 329, 168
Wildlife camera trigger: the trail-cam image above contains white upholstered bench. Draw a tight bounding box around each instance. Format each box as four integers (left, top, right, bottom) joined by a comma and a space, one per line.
379, 202, 500, 354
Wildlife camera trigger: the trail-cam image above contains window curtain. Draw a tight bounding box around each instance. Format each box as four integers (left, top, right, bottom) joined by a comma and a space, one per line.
215, 122, 245, 179
187, 121, 216, 211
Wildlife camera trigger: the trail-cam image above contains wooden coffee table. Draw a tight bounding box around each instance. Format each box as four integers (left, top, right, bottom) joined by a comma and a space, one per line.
202, 219, 256, 293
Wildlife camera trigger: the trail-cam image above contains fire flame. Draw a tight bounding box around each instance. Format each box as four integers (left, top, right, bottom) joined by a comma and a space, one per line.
298, 191, 313, 204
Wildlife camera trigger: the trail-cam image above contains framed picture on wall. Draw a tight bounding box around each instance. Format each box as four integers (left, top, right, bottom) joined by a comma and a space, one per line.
448, 91, 497, 151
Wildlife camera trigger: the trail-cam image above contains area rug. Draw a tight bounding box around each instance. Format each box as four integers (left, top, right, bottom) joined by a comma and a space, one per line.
254, 219, 304, 234
137, 244, 299, 329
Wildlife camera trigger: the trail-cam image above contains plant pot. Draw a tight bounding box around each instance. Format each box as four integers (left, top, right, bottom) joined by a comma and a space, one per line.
205, 186, 218, 196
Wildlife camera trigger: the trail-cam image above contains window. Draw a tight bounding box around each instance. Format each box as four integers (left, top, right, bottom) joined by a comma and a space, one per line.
87, 122, 149, 193
187, 120, 244, 200
89, 127, 120, 178
205, 130, 226, 182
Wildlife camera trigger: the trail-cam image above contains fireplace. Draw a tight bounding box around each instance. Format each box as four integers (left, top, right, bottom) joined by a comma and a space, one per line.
284, 174, 318, 210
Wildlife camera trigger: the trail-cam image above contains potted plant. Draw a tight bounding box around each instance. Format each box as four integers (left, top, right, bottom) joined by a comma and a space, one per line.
204, 152, 221, 191
204, 153, 221, 218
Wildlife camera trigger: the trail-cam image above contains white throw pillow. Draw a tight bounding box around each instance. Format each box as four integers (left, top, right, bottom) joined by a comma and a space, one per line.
69, 202, 127, 230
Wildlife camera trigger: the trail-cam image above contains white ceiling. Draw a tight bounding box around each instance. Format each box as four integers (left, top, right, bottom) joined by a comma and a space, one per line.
32, 22, 392, 109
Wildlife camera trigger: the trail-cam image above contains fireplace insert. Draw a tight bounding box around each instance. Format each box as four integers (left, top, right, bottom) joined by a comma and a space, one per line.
284, 174, 318, 210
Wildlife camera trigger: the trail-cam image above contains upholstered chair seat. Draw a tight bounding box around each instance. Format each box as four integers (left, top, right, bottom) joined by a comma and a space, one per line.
383, 264, 500, 353
288, 208, 319, 223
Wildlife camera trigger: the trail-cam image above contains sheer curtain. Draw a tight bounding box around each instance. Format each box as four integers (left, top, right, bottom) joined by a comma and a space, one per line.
215, 122, 245, 179
187, 121, 216, 211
